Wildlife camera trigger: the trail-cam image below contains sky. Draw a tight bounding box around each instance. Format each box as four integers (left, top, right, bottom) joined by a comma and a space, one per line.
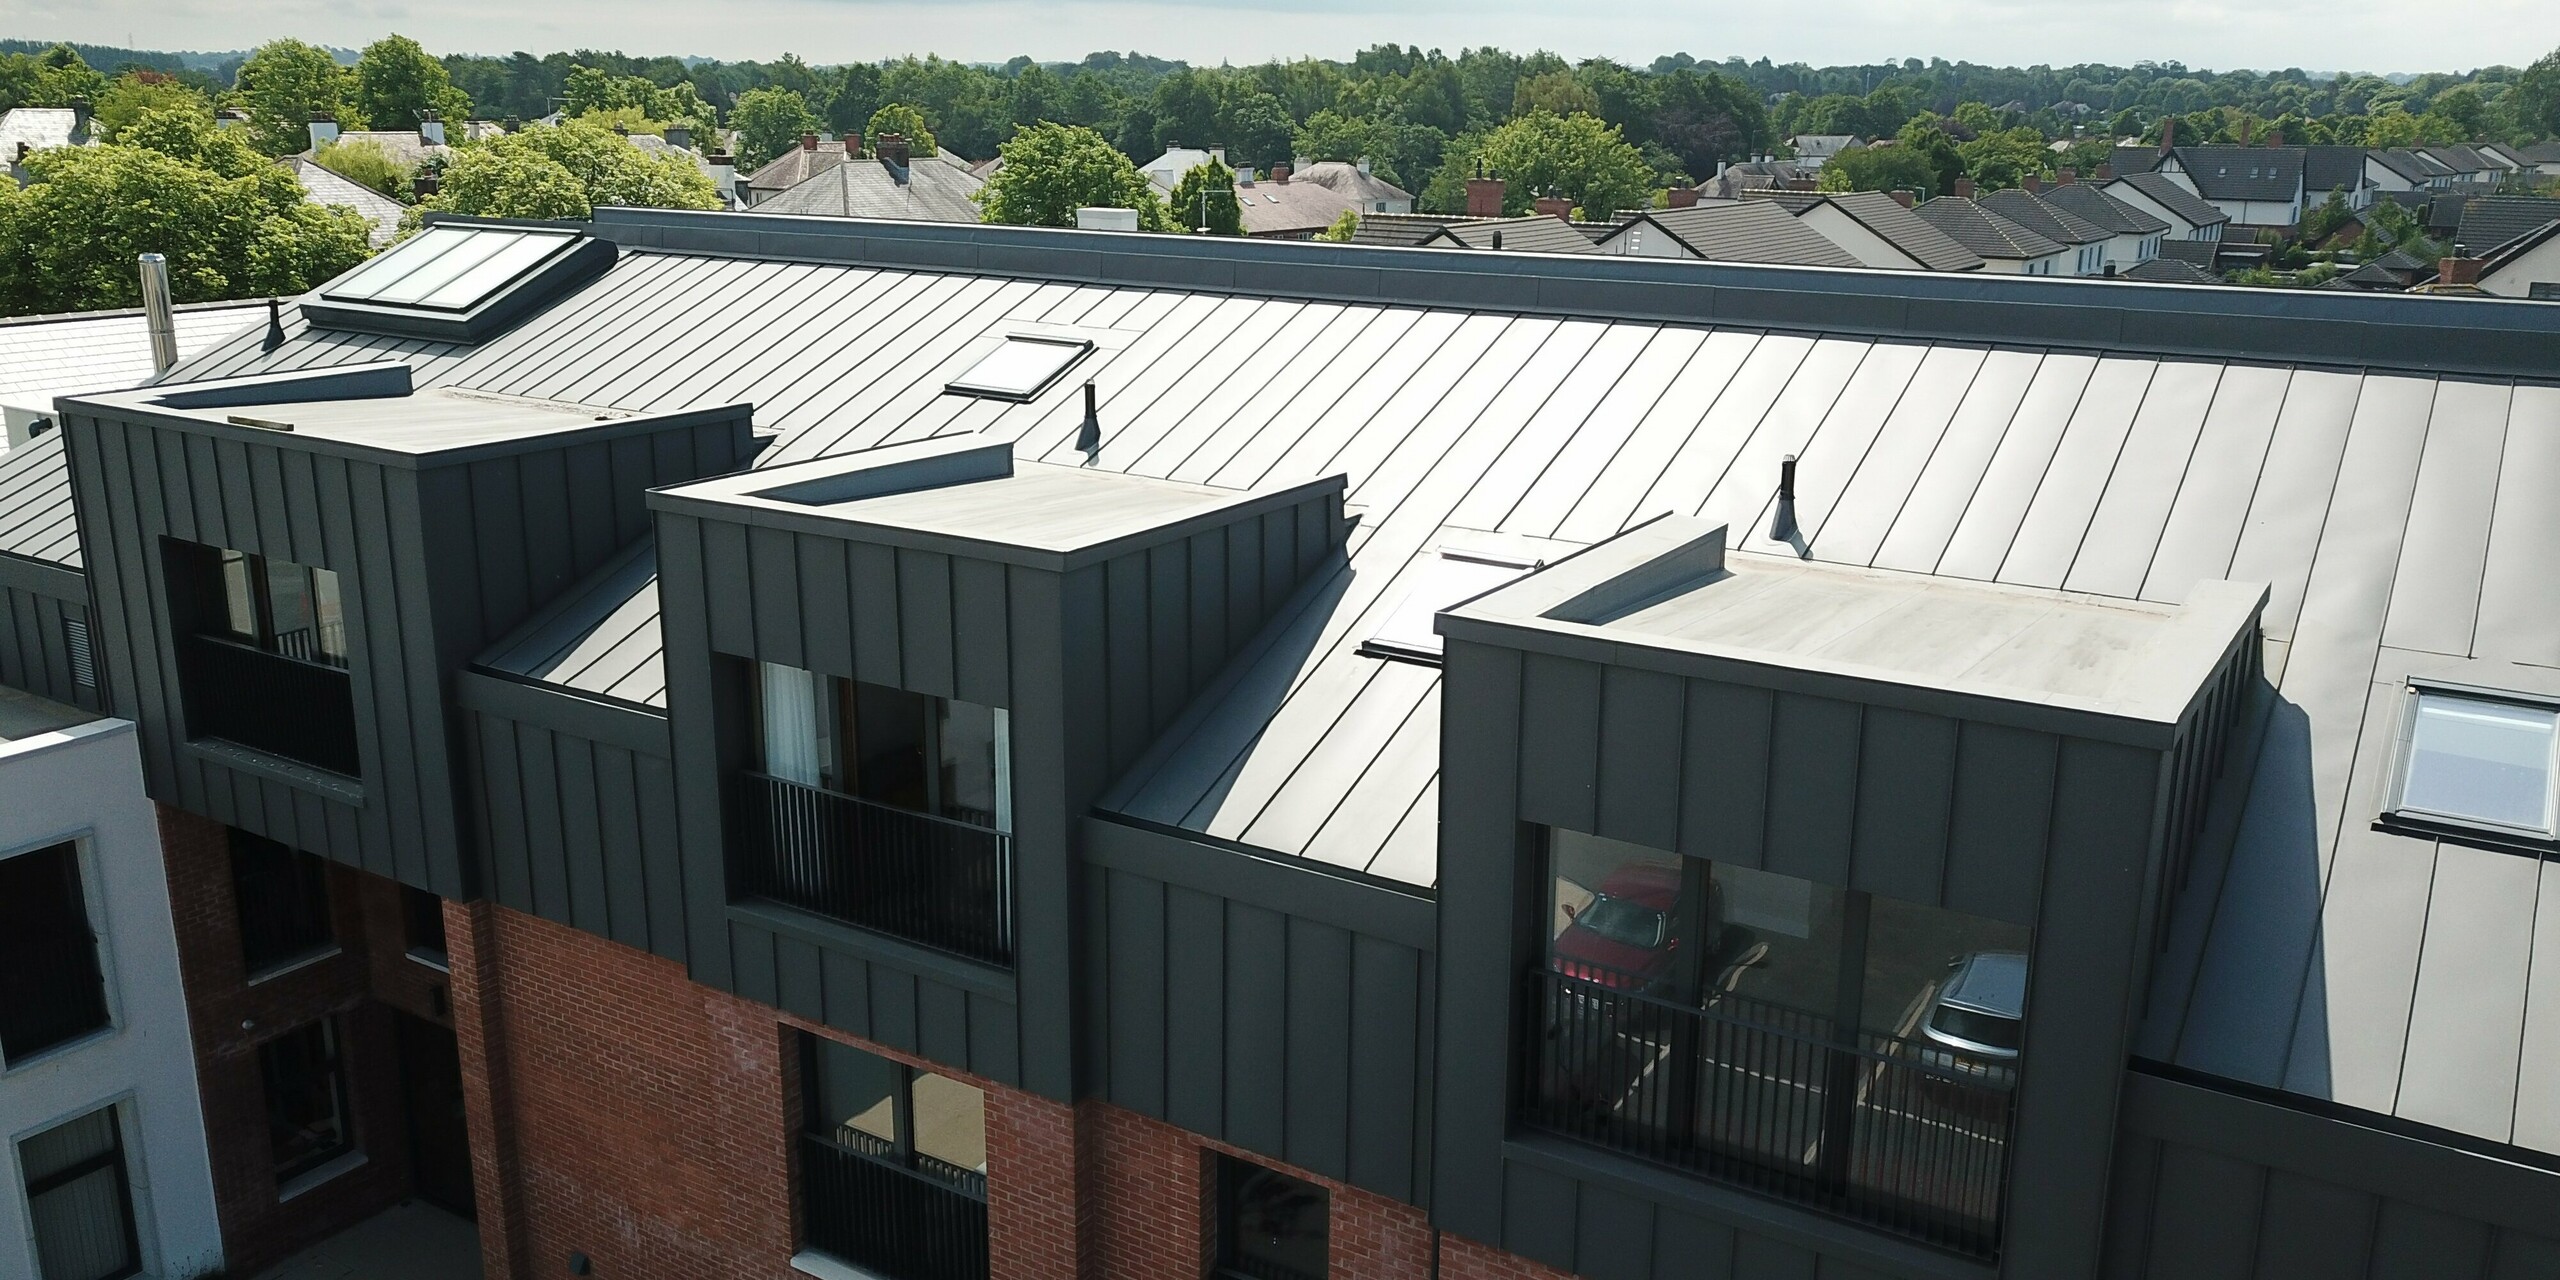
7, 0, 2555, 78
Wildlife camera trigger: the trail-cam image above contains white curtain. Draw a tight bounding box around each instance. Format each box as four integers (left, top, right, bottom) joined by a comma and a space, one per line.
760, 662, 823, 786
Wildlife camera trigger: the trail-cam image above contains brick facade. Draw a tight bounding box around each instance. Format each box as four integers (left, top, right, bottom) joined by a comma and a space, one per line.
154, 805, 416, 1276
434, 899, 1580, 1280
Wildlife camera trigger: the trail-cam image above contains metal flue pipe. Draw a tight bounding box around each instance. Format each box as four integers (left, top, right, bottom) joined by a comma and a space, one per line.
138, 254, 179, 374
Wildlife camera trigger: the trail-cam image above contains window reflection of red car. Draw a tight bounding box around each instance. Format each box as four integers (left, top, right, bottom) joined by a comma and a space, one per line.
1549, 864, 1719, 998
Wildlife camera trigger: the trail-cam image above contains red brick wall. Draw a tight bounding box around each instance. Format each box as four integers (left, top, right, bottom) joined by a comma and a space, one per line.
447, 903, 797, 1280
1440, 1232, 1579, 1280
156, 806, 415, 1276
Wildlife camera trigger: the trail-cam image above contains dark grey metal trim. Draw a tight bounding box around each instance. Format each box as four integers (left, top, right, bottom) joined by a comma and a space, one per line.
726, 900, 1019, 1001
1083, 815, 1437, 950
0, 550, 84, 602
456, 667, 668, 755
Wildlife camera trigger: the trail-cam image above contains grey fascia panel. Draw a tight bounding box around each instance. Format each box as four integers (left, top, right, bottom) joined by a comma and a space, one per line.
455, 666, 670, 755
1082, 814, 1436, 949
0, 549, 85, 603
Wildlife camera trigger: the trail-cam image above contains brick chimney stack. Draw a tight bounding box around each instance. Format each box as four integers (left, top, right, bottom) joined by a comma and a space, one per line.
2239, 119, 2253, 148
2057, 166, 2077, 185
2267, 129, 2283, 148
2096, 162, 2114, 181
800, 132, 818, 151
1465, 165, 1505, 217
2160, 117, 2176, 157
1532, 190, 1573, 219
2438, 255, 2484, 286
1955, 176, 1976, 199
1270, 163, 1290, 184
1888, 189, 1915, 208
1667, 186, 1700, 208
878, 133, 911, 169
2024, 173, 2043, 194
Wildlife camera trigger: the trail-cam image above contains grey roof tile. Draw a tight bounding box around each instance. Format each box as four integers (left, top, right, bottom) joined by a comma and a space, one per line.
755, 152, 985, 223
2456, 196, 2560, 256
1977, 188, 2114, 245
1420, 214, 1597, 254
1605, 202, 1863, 267
2108, 171, 2232, 229
1912, 197, 2066, 260
2168, 145, 2305, 203
2038, 182, 2171, 237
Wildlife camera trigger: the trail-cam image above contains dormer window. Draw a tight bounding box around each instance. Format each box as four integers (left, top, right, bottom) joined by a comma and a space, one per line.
2386, 683, 2560, 843
1360, 547, 1538, 666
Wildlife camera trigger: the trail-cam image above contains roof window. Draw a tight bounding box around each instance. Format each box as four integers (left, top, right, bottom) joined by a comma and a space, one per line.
1359, 548, 1538, 665
302, 223, 614, 343
944, 335, 1093, 402
2386, 684, 2559, 843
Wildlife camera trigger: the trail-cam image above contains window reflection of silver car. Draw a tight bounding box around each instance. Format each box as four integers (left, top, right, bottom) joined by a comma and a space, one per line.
1914, 952, 2026, 1090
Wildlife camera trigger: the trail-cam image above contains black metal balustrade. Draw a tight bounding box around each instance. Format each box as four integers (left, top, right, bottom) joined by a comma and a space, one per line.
184, 634, 360, 776
1522, 968, 2015, 1259
800, 1132, 989, 1280
733, 772, 1014, 966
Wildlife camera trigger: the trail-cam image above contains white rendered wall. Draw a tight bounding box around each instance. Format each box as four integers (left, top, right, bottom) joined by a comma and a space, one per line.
0, 719, 222, 1280
1798, 205, 1922, 270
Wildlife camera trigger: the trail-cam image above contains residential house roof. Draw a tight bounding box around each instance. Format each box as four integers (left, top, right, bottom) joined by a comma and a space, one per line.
21, 211, 2560, 1158
1141, 145, 1222, 189
2418, 144, 2498, 176
2110, 144, 2166, 176
755, 149, 986, 223
625, 132, 726, 190
1705, 160, 1816, 199
1289, 161, 1414, 208
282, 156, 408, 249
2156, 239, 2221, 268
1774, 190, 1985, 271
1597, 202, 1862, 267
2108, 171, 2232, 230
746, 138, 854, 193
0, 106, 85, 163
1417, 214, 1597, 254
2428, 191, 2473, 234
2477, 218, 2560, 287
2037, 182, 2171, 237
1977, 187, 2114, 245
2301, 145, 2373, 197
2517, 142, 2560, 165
2165, 145, 2305, 204
2120, 257, 2220, 285
2367, 149, 2438, 184
1346, 213, 1472, 248
1786, 134, 1862, 164
2329, 260, 2413, 291
1911, 196, 2067, 260
2455, 196, 2560, 256
1230, 175, 1361, 237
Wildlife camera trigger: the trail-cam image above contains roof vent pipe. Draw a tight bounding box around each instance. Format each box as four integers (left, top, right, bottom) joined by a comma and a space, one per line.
1075, 381, 1102, 456
1769, 454, 1799, 543
263, 298, 287, 351
139, 254, 178, 374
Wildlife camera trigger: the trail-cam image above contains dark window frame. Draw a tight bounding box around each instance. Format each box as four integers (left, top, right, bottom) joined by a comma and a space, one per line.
229, 831, 337, 978
259, 1019, 355, 1184
19, 1103, 142, 1280
1213, 1153, 1330, 1280
0, 840, 113, 1068
2378, 678, 2560, 852
402, 885, 450, 968
794, 1033, 990, 1280
202, 547, 350, 668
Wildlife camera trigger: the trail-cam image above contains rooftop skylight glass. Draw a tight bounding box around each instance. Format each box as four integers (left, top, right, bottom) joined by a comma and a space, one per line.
322, 227, 580, 313
2391, 688, 2559, 838
944, 336, 1093, 402
1361, 549, 1537, 664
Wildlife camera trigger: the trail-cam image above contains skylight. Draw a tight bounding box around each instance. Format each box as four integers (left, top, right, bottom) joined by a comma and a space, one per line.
2388, 685, 2560, 840
944, 336, 1092, 402
1360, 548, 1538, 665
324, 227, 579, 312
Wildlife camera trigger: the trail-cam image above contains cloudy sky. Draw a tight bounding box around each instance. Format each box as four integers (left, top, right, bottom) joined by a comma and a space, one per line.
11, 0, 2554, 77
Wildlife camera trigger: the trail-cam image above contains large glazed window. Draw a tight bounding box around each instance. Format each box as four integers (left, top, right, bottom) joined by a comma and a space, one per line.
733, 662, 1014, 965
796, 1034, 988, 1280
19, 1104, 140, 1280
168, 539, 360, 776
1528, 827, 2029, 1259
1215, 1156, 1329, 1280
0, 841, 112, 1066
260, 1020, 353, 1182
230, 830, 337, 977
2387, 685, 2559, 842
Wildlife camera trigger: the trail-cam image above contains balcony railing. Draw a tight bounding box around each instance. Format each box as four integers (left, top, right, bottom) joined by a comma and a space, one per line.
732, 772, 1013, 966
1521, 968, 2015, 1259
183, 634, 360, 776
800, 1133, 988, 1280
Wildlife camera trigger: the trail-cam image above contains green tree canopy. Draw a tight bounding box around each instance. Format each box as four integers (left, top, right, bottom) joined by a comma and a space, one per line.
355, 35, 472, 133
976, 122, 1176, 231
314, 138, 413, 200
1168, 157, 1243, 234
1293, 108, 1389, 165
866, 102, 937, 153
1818, 143, 1941, 198
0, 129, 371, 316
0, 44, 105, 111
1455, 109, 1655, 219
235, 39, 360, 156
415, 119, 721, 221
91, 71, 209, 142
1957, 126, 2052, 188
1316, 208, 1360, 241
731, 87, 823, 170
2514, 47, 2560, 141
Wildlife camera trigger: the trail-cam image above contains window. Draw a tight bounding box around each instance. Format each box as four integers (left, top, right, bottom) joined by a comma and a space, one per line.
943, 335, 1092, 402
402, 885, 449, 967
797, 1035, 987, 1280
0, 842, 110, 1066
2388, 685, 2560, 841
1359, 548, 1538, 665
322, 225, 580, 313
230, 831, 335, 976
260, 1020, 353, 1182
207, 549, 348, 667
756, 667, 1012, 832
1216, 1156, 1328, 1280
18, 1105, 140, 1280
1528, 828, 2029, 1257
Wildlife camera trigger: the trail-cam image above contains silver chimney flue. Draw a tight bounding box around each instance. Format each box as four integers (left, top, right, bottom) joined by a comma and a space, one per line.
139, 253, 178, 375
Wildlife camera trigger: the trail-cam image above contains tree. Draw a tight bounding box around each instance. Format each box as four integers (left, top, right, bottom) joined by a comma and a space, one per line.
1646, 69, 1770, 179
1895, 119, 1967, 196
314, 138, 412, 200
1513, 70, 1599, 118
732, 87, 823, 170
355, 35, 471, 133
976, 122, 1177, 231
866, 102, 937, 153
0, 131, 370, 316
91, 71, 209, 142
2514, 47, 2560, 141
415, 119, 720, 221
1467, 110, 1655, 219
1957, 126, 2051, 189
1169, 158, 1243, 234
1294, 109, 1389, 165
0, 45, 104, 110
1820, 144, 1941, 198
235, 40, 359, 156
1316, 208, 1360, 242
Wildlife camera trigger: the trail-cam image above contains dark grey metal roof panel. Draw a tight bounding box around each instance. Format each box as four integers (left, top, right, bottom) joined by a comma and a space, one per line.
0, 433, 79, 568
